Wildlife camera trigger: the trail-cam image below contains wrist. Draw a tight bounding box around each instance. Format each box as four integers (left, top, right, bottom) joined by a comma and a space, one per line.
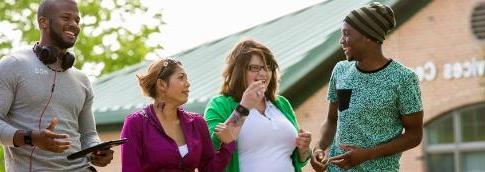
24, 130, 33, 146
299, 146, 310, 152
298, 147, 310, 156
239, 100, 251, 110
301, 148, 311, 156
31, 130, 40, 147
13, 130, 25, 147
364, 147, 378, 160
298, 147, 312, 162
235, 104, 250, 116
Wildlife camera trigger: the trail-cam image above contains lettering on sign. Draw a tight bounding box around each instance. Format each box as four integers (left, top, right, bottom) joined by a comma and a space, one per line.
413, 58, 485, 82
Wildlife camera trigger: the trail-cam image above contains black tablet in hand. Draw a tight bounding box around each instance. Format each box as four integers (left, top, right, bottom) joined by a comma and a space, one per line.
67, 138, 128, 160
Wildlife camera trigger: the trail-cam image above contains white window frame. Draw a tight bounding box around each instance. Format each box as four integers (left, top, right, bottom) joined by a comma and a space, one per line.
424, 104, 485, 172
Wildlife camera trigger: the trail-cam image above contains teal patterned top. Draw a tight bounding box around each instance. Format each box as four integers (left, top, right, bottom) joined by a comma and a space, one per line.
327, 59, 423, 171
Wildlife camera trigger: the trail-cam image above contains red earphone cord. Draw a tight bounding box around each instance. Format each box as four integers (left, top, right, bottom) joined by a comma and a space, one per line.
29, 71, 57, 172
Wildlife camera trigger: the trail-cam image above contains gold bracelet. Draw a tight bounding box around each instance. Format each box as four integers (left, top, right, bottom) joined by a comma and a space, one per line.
313, 147, 324, 154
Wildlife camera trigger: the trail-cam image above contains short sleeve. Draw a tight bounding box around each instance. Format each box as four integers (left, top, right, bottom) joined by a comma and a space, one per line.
327, 63, 339, 102
397, 73, 423, 115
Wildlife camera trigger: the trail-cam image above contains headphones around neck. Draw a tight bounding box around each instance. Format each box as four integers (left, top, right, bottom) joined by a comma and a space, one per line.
33, 43, 75, 71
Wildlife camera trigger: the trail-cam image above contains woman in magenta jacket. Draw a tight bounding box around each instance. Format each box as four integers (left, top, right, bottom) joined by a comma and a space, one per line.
120, 58, 235, 172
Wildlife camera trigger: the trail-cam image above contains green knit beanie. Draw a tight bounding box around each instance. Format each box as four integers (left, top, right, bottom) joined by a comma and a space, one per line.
344, 2, 396, 44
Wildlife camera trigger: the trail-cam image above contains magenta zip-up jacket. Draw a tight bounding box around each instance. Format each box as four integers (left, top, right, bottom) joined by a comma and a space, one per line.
120, 104, 235, 172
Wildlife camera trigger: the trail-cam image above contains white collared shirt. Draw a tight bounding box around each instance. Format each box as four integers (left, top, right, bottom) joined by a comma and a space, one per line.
238, 101, 297, 172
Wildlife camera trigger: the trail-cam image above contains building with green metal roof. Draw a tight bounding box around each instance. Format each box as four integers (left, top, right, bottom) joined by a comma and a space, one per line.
94, 0, 485, 171
92, 0, 429, 126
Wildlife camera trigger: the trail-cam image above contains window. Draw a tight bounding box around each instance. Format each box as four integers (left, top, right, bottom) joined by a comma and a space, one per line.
427, 153, 454, 172
462, 151, 485, 171
426, 114, 454, 144
425, 103, 485, 172
460, 107, 485, 142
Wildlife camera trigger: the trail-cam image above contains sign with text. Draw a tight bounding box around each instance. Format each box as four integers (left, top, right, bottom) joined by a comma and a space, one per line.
414, 58, 485, 82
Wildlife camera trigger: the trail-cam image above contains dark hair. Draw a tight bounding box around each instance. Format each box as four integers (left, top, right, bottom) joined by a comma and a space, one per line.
220, 39, 279, 101
38, 0, 77, 19
137, 57, 182, 99
38, 0, 53, 19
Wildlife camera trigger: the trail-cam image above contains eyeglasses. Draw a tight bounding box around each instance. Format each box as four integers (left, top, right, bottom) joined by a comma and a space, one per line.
247, 64, 274, 72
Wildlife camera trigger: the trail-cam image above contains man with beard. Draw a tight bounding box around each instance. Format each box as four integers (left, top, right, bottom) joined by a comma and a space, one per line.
0, 0, 113, 171
310, 2, 423, 172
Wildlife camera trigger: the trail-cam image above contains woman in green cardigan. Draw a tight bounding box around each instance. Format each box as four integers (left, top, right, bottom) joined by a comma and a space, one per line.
204, 39, 312, 172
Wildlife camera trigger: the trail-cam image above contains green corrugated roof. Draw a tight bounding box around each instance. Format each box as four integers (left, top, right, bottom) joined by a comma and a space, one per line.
92, 0, 430, 125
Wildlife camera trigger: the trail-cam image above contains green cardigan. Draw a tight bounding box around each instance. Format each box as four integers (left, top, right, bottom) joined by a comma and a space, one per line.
203, 95, 309, 172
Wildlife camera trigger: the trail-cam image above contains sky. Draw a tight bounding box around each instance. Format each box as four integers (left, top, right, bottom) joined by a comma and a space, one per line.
141, 0, 325, 57
0, 0, 326, 80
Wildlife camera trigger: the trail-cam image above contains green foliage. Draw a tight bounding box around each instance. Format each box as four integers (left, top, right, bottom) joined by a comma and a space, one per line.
0, 147, 3, 172
0, 0, 164, 169
0, 0, 164, 75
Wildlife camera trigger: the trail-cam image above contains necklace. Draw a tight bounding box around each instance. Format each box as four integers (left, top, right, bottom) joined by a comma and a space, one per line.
257, 108, 272, 120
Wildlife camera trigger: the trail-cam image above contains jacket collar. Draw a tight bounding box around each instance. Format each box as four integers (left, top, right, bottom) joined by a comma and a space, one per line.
144, 104, 193, 125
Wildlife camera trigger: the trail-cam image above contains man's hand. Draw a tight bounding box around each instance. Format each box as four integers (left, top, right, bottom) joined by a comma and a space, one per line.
89, 149, 114, 167
215, 123, 236, 144
310, 148, 330, 172
32, 118, 71, 153
330, 145, 372, 169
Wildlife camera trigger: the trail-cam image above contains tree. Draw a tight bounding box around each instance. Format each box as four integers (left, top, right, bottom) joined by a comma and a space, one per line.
0, 0, 164, 75
0, 0, 163, 170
